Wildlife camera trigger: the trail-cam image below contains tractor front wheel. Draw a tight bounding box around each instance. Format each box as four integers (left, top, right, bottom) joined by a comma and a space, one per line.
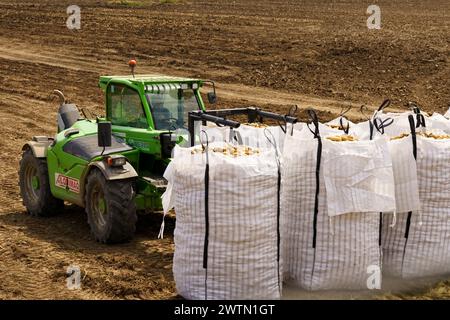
19, 149, 64, 216
85, 169, 137, 244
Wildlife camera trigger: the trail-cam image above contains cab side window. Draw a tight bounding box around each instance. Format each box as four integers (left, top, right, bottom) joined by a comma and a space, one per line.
107, 84, 148, 129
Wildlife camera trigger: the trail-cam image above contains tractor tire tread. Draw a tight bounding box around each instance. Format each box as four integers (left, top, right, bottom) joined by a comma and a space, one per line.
85, 169, 137, 244
18, 149, 64, 217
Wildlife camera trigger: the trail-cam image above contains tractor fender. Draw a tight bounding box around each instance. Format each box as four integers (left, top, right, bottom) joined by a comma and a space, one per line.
22, 136, 53, 158
87, 161, 138, 181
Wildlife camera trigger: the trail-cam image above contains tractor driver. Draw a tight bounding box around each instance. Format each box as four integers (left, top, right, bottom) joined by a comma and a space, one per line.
149, 92, 176, 130
111, 87, 148, 128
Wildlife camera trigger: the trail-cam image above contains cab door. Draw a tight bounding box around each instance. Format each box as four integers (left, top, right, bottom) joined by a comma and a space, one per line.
106, 83, 158, 154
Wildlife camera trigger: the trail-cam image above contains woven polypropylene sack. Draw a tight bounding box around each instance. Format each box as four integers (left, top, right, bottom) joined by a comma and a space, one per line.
235, 124, 288, 152
163, 143, 282, 300
382, 135, 450, 278
281, 132, 384, 290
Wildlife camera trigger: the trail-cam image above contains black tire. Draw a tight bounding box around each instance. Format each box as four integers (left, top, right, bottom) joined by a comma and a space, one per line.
85, 169, 137, 244
19, 148, 64, 216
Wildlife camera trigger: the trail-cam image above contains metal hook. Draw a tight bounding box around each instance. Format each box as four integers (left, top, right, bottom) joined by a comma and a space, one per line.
288, 105, 299, 117
229, 129, 243, 145
200, 130, 210, 163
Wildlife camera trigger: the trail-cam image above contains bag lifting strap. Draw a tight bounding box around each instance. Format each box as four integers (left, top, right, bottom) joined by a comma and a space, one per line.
404, 115, 418, 240
369, 119, 385, 246
200, 131, 210, 300
307, 109, 321, 248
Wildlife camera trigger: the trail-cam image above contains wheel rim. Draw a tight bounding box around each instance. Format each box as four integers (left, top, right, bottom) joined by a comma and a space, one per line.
91, 182, 108, 229
23, 163, 40, 205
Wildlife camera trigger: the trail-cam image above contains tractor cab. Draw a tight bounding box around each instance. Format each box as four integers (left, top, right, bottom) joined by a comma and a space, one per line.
102, 79, 205, 131
96, 74, 212, 186
98, 75, 210, 157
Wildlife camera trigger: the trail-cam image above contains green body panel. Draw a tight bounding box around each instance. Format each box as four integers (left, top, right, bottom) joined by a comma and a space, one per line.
44, 75, 206, 211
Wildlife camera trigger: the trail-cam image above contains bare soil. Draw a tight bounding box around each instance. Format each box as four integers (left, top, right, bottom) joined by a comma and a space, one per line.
0, 0, 448, 299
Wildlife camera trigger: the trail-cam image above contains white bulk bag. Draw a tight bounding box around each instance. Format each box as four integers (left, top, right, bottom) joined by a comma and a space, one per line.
163, 143, 282, 300
196, 122, 291, 152
199, 123, 231, 144
428, 113, 450, 133
282, 128, 388, 290
386, 137, 420, 213
382, 134, 450, 278
235, 124, 290, 152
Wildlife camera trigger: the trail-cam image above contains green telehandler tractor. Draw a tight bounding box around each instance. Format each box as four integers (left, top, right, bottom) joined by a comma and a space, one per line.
19, 59, 219, 243
19, 61, 297, 244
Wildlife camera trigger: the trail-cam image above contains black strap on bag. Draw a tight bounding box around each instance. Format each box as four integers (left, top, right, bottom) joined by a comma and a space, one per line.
378, 212, 383, 246
368, 119, 385, 246
366, 103, 393, 247
278, 105, 299, 134
264, 129, 282, 295
374, 117, 394, 135
203, 166, 210, 269
339, 117, 350, 134
404, 115, 418, 240
401, 115, 420, 274
337, 106, 352, 134
407, 101, 426, 129
416, 113, 426, 129
359, 104, 375, 140
229, 129, 243, 145
409, 114, 418, 160
366, 101, 392, 250
378, 99, 391, 112
369, 119, 375, 140
275, 164, 282, 294
278, 115, 289, 134
307, 109, 322, 249
372, 99, 394, 136
200, 131, 210, 300
412, 105, 426, 129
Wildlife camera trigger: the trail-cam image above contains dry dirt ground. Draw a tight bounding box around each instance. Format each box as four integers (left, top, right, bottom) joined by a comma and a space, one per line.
0, 0, 448, 299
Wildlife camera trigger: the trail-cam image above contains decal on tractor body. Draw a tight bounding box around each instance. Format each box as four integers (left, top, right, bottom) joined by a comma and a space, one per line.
55, 173, 80, 193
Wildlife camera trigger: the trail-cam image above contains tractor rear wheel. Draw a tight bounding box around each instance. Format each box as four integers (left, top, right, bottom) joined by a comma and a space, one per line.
85, 169, 137, 244
19, 148, 64, 216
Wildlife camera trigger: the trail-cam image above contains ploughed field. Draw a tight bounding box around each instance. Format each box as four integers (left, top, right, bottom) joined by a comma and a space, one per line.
0, 0, 448, 299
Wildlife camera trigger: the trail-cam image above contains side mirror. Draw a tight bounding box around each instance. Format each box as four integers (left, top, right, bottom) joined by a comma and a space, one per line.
98, 121, 112, 148
204, 80, 217, 104
207, 92, 217, 104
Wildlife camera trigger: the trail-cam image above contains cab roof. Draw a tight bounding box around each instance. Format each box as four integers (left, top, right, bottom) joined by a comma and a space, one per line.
99, 74, 203, 87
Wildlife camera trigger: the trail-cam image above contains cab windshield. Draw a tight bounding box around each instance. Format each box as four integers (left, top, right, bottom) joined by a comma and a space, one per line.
146, 89, 201, 130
